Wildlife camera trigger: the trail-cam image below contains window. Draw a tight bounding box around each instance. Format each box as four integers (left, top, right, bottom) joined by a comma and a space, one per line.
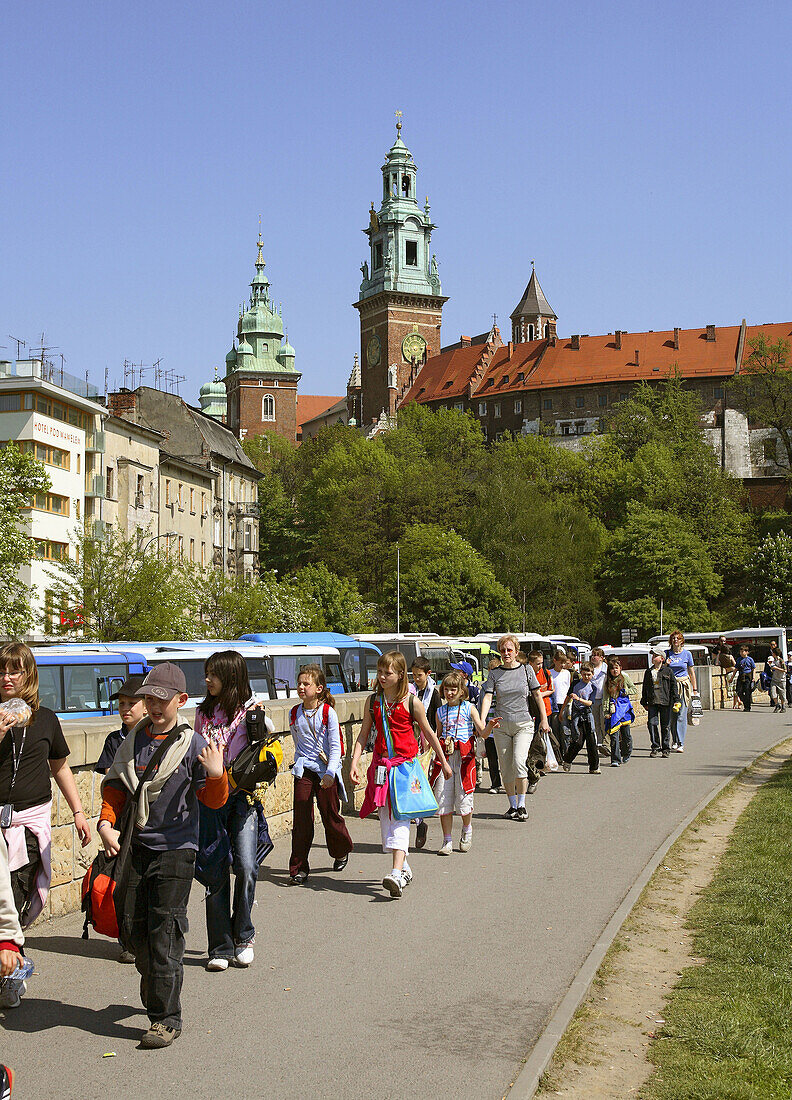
178, 536, 184, 560
165, 479, 171, 506
177, 483, 184, 509
478, 402, 486, 416
576, 396, 585, 408
528, 324, 535, 341
190, 488, 195, 514
374, 241, 383, 269
405, 240, 418, 266
35, 539, 68, 561
136, 474, 145, 507
229, 477, 235, 503
0, 394, 21, 412
598, 393, 608, 407
561, 423, 573, 436
214, 518, 220, 545
10, 440, 70, 469
20, 392, 89, 429
201, 491, 207, 516
76, 454, 80, 474
105, 467, 114, 499
494, 403, 501, 418
201, 542, 206, 566
401, 173, 411, 197
189, 538, 195, 562
714, 386, 724, 399
262, 394, 275, 420
28, 492, 69, 516
244, 525, 251, 551
543, 398, 553, 410
575, 421, 585, 435
514, 399, 522, 414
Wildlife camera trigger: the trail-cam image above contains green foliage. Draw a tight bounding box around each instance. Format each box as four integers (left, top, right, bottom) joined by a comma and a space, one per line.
243, 432, 308, 571
47, 526, 200, 641
290, 563, 376, 633
729, 335, 792, 468
395, 524, 520, 634
194, 568, 311, 637
739, 533, 792, 626
0, 443, 50, 636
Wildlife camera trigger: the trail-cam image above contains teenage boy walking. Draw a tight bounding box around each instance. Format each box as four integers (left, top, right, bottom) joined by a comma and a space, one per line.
97, 664, 228, 1049
735, 646, 755, 712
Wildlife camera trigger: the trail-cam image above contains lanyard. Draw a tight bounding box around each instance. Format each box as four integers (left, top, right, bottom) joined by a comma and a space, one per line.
7, 727, 26, 796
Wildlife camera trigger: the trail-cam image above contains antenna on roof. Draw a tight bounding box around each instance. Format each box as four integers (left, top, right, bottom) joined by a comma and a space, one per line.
7, 335, 25, 359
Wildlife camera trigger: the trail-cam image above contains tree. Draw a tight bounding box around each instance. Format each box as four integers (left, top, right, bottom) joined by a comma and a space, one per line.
395, 524, 520, 634
729, 335, 792, 469
290, 563, 376, 632
598, 504, 722, 635
46, 526, 200, 641
242, 432, 308, 571
194, 568, 312, 637
740, 533, 792, 625
0, 443, 51, 636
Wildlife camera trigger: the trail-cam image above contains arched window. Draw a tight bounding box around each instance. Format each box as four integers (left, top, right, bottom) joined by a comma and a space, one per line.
262, 394, 275, 420
528, 324, 535, 341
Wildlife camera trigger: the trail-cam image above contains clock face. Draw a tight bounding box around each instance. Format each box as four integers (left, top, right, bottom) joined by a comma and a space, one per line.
402, 332, 427, 362
366, 335, 381, 367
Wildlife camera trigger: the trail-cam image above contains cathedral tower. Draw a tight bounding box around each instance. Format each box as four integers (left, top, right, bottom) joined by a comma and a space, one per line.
224, 232, 301, 442
510, 263, 557, 343
354, 117, 447, 426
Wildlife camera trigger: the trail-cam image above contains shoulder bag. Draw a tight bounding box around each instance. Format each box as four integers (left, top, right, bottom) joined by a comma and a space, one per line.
381, 697, 438, 822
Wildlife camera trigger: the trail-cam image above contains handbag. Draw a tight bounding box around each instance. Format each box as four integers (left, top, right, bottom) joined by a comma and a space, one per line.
380, 698, 438, 822
228, 734, 283, 794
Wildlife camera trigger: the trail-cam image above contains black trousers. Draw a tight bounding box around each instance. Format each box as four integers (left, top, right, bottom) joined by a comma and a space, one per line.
120, 846, 195, 1030
485, 736, 501, 787
563, 711, 599, 771
736, 677, 752, 711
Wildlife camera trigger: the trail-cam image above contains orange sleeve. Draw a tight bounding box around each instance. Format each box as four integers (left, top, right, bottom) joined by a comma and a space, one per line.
99, 781, 128, 827
198, 770, 229, 809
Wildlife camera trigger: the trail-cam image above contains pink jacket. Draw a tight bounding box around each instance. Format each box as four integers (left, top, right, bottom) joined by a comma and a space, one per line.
4, 799, 52, 927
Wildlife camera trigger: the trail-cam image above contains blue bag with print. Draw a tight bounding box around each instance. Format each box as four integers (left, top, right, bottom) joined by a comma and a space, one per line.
379, 697, 438, 821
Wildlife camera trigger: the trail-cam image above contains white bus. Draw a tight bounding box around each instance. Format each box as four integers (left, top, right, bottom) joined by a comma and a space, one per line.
647, 628, 786, 666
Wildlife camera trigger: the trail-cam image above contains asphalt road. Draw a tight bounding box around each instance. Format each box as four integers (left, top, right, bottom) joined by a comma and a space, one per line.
2, 707, 787, 1100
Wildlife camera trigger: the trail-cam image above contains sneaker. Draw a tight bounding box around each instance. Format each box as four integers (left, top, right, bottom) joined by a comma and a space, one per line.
661, 750, 670, 758
206, 957, 229, 972
289, 871, 308, 885
382, 871, 403, 898
562, 761, 572, 772
415, 820, 428, 849
139, 1021, 181, 1049
459, 832, 472, 853
649, 748, 659, 758
438, 839, 453, 856
118, 948, 135, 964
400, 864, 413, 887
490, 785, 504, 794
233, 944, 254, 967
515, 806, 528, 821
527, 780, 539, 794
332, 855, 349, 871
673, 745, 684, 753
0, 981, 25, 1010
611, 761, 621, 767
589, 767, 601, 774
504, 806, 518, 820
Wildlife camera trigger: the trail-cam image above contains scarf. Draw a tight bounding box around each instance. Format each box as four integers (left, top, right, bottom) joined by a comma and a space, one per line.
101, 718, 193, 829
194, 699, 252, 764
4, 799, 51, 928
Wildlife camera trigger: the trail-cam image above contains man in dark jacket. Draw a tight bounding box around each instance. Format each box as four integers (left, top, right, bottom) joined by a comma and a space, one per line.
641, 646, 680, 758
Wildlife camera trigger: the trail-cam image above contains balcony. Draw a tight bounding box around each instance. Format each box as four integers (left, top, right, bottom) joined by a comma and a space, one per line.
85, 475, 106, 497
90, 519, 107, 539
85, 430, 106, 453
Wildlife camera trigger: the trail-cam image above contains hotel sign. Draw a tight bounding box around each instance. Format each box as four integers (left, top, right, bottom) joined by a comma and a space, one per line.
32, 417, 82, 447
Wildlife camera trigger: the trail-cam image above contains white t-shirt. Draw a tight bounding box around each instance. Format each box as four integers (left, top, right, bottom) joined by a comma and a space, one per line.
550, 668, 571, 709
591, 664, 607, 701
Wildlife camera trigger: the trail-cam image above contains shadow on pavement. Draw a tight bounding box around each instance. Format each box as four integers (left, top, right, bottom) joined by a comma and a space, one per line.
21, 934, 117, 960
0, 999, 141, 1039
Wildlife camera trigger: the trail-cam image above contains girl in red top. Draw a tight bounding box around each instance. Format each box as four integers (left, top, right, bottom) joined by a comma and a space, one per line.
351, 651, 450, 899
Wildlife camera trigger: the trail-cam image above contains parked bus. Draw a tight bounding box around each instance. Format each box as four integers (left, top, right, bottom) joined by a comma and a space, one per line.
471, 633, 556, 666
548, 635, 593, 665
604, 642, 711, 672
353, 634, 454, 681
30, 647, 149, 720
239, 632, 381, 692
440, 638, 496, 684
647, 628, 786, 666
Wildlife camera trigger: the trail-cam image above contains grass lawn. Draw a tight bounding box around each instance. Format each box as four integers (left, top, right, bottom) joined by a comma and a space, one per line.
642, 757, 792, 1099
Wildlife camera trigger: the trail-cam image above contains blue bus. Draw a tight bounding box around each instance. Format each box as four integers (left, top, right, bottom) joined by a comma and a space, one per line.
239, 633, 381, 692
31, 648, 149, 720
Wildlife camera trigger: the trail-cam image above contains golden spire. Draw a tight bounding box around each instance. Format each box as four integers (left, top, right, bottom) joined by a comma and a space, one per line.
395, 109, 402, 138
256, 216, 265, 267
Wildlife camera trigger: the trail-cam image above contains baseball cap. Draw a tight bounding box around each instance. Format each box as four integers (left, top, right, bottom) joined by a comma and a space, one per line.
110, 674, 147, 700
135, 662, 187, 701
651, 644, 667, 658
451, 661, 475, 679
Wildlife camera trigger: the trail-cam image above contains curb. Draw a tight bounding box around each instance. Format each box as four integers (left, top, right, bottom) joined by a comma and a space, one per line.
506, 731, 792, 1099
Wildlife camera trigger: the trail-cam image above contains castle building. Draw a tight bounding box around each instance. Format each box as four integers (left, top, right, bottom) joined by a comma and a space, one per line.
221, 233, 300, 443
354, 119, 447, 427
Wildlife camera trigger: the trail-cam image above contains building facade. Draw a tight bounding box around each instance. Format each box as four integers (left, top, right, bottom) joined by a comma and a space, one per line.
354, 121, 447, 428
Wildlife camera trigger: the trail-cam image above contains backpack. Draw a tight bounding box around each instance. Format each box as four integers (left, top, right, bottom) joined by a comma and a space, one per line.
290, 701, 344, 756
81, 724, 185, 940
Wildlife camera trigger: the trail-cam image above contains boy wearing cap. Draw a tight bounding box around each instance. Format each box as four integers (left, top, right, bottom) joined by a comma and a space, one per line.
97, 663, 228, 1050
640, 647, 680, 758
94, 674, 147, 963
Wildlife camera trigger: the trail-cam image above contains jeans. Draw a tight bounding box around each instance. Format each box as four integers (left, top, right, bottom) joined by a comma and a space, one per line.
671, 700, 688, 746
610, 723, 633, 764
563, 710, 599, 771
647, 704, 672, 753
120, 846, 195, 1030
204, 793, 259, 960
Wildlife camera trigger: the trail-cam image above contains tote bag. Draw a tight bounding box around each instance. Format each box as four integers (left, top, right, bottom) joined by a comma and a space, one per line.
380, 698, 438, 822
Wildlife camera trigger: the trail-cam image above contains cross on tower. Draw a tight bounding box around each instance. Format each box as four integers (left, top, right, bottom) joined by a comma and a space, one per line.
395, 109, 402, 137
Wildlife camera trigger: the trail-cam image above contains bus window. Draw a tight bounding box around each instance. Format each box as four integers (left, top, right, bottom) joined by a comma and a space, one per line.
246, 658, 275, 700
324, 661, 348, 694
37, 665, 62, 712
62, 663, 126, 712
342, 650, 362, 692
150, 658, 207, 699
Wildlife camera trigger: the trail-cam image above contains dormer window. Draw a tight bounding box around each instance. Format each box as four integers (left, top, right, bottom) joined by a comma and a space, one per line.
401, 174, 411, 197
406, 240, 418, 266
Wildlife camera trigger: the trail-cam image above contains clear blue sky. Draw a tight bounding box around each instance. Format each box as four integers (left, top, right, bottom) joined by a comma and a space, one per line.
3, 0, 791, 403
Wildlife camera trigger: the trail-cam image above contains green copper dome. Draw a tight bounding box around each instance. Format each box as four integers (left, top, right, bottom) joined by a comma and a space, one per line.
225, 346, 237, 364
278, 336, 295, 361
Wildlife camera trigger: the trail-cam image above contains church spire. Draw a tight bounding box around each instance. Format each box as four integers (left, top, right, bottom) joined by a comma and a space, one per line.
250, 219, 270, 305
510, 265, 557, 343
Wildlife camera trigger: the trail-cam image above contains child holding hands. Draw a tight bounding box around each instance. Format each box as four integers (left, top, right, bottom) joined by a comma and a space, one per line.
351, 651, 451, 899
432, 670, 500, 855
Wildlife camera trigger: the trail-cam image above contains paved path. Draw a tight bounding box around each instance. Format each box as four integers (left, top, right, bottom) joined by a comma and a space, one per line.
3, 708, 788, 1100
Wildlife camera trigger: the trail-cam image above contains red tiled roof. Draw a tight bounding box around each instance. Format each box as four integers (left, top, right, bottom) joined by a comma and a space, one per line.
296, 394, 344, 428
403, 322, 792, 403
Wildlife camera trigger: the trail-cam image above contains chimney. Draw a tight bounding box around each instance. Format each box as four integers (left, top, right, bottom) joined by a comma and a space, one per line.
635, 349, 640, 366
706, 324, 716, 342
507, 341, 513, 358
614, 330, 622, 350
571, 334, 580, 350
674, 327, 680, 350
460, 335, 471, 347
109, 389, 138, 421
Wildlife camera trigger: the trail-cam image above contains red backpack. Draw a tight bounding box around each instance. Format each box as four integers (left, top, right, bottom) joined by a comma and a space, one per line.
290, 701, 344, 756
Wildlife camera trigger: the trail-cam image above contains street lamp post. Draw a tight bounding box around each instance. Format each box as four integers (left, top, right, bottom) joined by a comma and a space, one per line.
140, 532, 179, 556
396, 544, 400, 634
